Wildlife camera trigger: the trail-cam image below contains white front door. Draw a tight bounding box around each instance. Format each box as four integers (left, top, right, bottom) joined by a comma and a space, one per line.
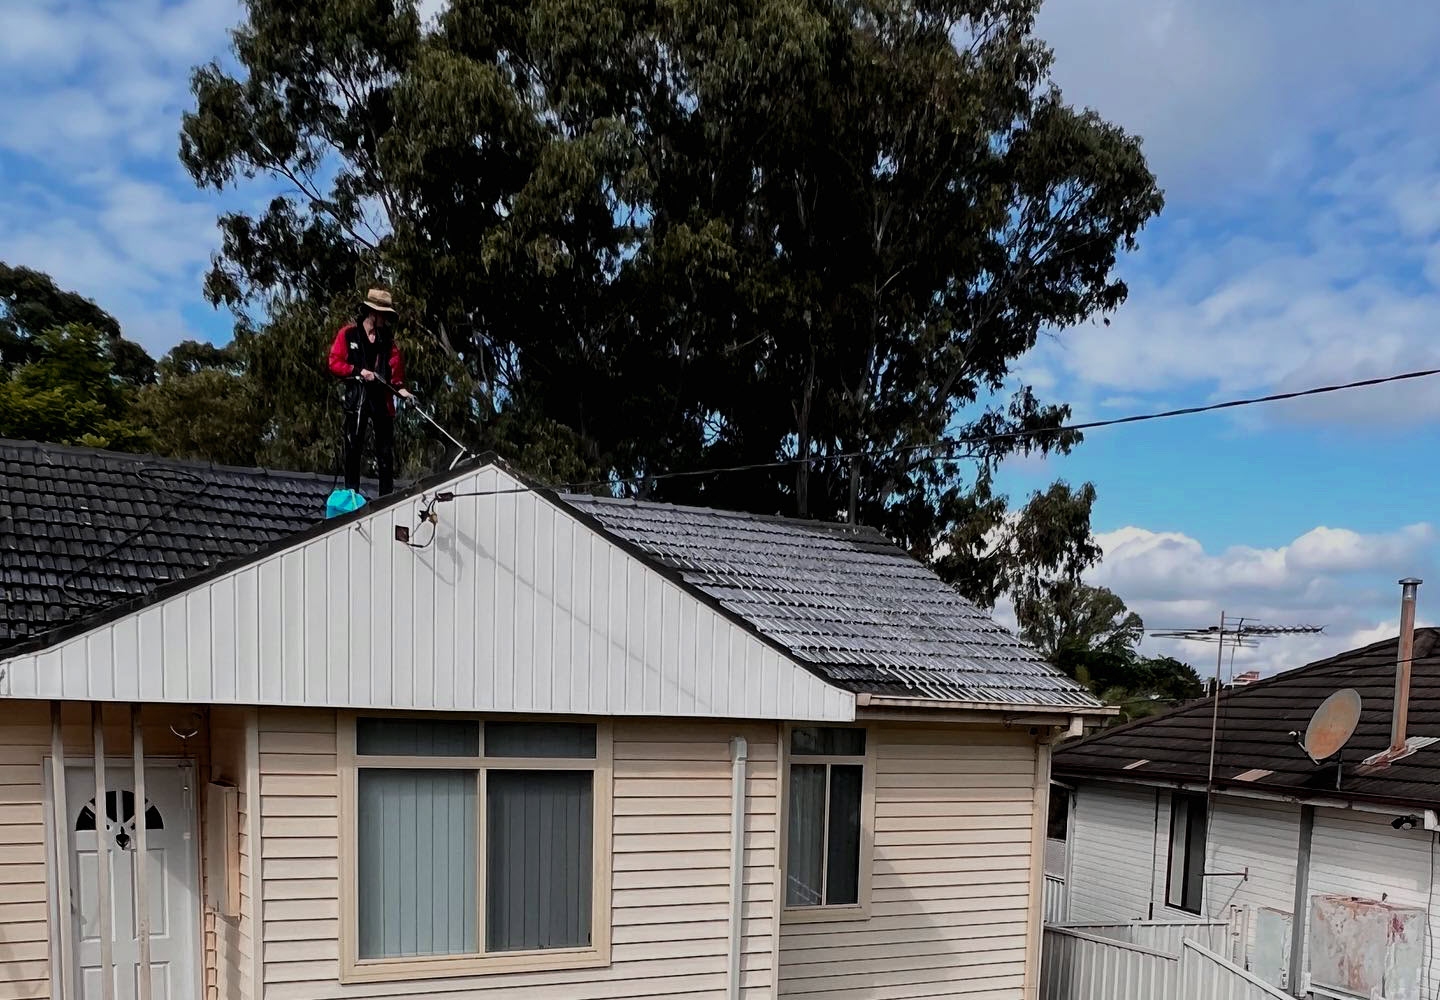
62, 763, 201, 1000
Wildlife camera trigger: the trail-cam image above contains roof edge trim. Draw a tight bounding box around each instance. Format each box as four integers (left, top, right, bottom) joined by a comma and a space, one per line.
856, 693, 1114, 715
1055, 768, 1435, 814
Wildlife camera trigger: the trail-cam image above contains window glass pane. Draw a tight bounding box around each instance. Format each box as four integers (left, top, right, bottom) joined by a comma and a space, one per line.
785, 763, 826, 906
1166, 794, 1188, 909
485, 722, 597, 759
357, 769, 477, 958
1184, 796, 1207, 911
486, 770, 593, 952
357, 718, 479, 756
791, 727, 865, 756
825, 764, 863, 905
1047, 787, 1070, 841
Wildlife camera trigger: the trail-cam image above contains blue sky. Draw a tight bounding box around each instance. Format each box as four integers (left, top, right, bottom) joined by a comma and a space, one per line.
4, 0, 1440, 675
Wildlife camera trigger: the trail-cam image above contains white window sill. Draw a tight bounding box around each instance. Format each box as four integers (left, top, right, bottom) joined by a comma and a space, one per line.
342, 945, 609, 983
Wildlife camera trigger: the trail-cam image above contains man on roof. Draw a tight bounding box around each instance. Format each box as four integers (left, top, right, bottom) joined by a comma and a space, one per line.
328, 287, 412, 497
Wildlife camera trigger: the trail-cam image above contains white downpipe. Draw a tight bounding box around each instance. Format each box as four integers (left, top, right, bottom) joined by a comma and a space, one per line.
727, 736, 749, 1000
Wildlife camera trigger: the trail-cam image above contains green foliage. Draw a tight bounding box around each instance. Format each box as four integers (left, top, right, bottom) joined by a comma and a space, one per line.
1017, 579, 1143, 661
0, 325, 154, 450
1018, 581, 1204, 724
180, 0, 1164, 606
0, 262, 155, 386
131, 341, 267, 466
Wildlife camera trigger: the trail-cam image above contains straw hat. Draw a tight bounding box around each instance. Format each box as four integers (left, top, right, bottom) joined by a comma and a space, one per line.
363, 288, 397, 314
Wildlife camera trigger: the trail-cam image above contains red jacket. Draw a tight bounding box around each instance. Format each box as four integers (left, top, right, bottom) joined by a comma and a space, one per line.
328, 323, 405, 415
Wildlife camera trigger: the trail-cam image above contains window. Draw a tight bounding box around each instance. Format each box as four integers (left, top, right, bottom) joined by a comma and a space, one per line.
341, 717, 610, 980
1047, 786, 1070, 841
785, 726, 870, 912
1166, 791, 1208, 914
76, 791, 163, 851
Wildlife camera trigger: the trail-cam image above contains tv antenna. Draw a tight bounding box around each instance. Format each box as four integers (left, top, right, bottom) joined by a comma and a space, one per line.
1149, 613, 1326, 791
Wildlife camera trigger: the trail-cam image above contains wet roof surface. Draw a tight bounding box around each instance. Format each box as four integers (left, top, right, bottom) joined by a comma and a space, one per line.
563, 494, 1101, 709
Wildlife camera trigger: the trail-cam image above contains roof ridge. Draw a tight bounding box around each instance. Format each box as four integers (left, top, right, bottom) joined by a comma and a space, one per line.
561, 491, 894, 540
0, 437, 344, 484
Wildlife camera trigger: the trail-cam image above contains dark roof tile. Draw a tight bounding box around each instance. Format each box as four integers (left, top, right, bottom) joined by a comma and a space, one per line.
0, 439, 346, 650
1055, 629, 1440, 808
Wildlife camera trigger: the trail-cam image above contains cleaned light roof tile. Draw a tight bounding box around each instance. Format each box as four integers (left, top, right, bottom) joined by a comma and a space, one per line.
564, 493, 1099, 710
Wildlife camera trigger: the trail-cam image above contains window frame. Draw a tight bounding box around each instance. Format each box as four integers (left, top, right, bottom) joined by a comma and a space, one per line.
338, 711, 613, 982
1164, 790, 1207, 915
778, 723, 876, 924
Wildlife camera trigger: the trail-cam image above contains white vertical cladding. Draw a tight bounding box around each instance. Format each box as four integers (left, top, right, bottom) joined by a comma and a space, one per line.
1307, 808, 1440, 995
0, 463, 855, 722
1067, 781, 1158, 922
1197, 797, 1299, 960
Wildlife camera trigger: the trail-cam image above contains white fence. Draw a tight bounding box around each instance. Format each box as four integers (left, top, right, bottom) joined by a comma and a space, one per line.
1040, 926, 1181, 1000
1045, 874, 1067, 923
1040, 922, 1274, 1000
1055, 920, 1232, 959
1180, 940, 1290, 1000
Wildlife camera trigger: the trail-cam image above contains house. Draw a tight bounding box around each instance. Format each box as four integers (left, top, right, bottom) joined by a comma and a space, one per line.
0, 438, 1108, 1000
1050, 626, 1440, 999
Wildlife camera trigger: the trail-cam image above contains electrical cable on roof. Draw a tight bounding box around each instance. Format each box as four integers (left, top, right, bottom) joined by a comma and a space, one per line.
434, 365, 1440, 503
54, 465, 213, 610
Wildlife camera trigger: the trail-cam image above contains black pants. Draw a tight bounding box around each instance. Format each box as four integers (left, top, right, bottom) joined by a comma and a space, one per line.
343, 395, 394, 495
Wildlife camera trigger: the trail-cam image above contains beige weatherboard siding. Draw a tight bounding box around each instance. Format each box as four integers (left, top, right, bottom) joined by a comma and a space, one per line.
258, 710, 782, 1000
257, 710, 1047, 1000
0, 701, 214, 1000
778, 726, 1041, 998
4, 705, 1057, 1000
0, 464, 852, 723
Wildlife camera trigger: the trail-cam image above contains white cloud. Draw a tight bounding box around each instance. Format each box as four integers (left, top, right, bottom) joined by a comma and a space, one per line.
1088, 522, 1438, 675
0, 0, 245, 351
1287, 524, 1435, 574
1035, 1, 1440, 205
1025, 3, 1440, 430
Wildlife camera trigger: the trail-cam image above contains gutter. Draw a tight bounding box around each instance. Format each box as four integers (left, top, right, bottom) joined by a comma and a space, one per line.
1059, 771, 1436, 818
727, 736, 749, 1000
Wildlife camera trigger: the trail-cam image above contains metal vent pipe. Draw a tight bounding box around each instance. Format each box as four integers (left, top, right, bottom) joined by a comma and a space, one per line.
1391, 578, 1422, 753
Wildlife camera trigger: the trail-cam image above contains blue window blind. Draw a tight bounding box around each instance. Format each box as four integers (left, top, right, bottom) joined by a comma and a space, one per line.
357, 769, 477, 958
486, 770, 593, 952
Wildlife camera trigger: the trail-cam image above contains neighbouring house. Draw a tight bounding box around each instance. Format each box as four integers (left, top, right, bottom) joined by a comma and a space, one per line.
0, 438, 1109, 1000
1050, 626, 1440, 1000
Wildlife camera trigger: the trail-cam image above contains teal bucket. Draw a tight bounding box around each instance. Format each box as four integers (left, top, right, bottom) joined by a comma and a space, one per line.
325, 488, 367, 519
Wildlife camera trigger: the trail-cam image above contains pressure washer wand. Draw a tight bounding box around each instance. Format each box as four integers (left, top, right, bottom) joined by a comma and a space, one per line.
369, 379, 474, 470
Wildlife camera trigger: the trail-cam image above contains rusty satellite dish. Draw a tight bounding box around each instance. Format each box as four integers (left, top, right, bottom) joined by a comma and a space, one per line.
1302, 688, 1362, 763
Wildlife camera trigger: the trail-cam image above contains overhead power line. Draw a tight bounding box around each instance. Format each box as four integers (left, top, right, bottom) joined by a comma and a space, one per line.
969, 366, 1440, 445
435, 365, 1440, 502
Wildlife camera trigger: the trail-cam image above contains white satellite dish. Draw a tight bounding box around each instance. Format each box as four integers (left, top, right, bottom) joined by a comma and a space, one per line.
1302, 689, 1362, 763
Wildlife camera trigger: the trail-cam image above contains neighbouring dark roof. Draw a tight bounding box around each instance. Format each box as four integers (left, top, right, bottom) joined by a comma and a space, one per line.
562, 494, 1102, 710
1055, 630, 1440, 809
0, 439, 343, 649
